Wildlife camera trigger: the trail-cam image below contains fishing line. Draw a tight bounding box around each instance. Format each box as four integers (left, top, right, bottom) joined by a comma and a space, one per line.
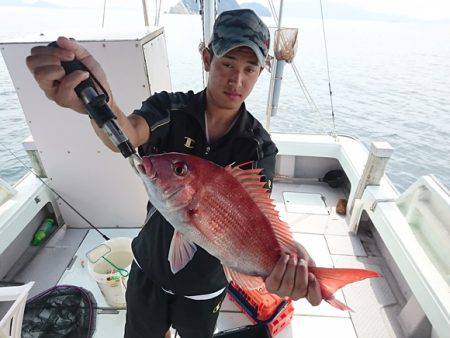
101, 0, 107, 28
319, 0, 336, 136
0, 141, 110, 241
266, 0, 329, 134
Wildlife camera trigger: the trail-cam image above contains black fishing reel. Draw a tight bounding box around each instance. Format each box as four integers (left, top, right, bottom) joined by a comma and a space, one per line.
48, 41, 136, 159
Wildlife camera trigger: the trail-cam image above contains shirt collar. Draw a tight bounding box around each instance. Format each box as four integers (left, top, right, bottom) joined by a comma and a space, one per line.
185, 89, 252, 138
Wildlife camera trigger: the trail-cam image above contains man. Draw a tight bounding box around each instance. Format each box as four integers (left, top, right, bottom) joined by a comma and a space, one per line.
26, 9, 321, 338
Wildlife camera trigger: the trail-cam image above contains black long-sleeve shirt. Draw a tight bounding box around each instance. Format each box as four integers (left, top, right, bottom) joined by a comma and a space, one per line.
131, 89, 278, 296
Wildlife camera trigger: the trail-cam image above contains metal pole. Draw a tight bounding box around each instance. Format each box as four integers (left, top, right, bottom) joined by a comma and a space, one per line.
265, 64, 276, 129
265, 0, 284, 130
202, 0, 215, 86
203, 0, 215, 45
142, 0, 149, 27
270, 60, 286, 116
278, 0, 284, 28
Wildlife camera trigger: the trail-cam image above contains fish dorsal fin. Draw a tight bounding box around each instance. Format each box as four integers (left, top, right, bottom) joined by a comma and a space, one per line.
168, 230, 197, 274
225, 163, 297, 253
223, 266, 265, 290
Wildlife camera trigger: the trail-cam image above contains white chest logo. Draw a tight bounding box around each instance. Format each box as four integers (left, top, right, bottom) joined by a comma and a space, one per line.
184, 137, 195, 149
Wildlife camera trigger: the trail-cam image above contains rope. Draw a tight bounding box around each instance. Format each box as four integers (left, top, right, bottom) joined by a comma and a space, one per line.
291, 62, 328, 133
155, 0, 162, 26
266, 0, 329, 133
319, 0, 336, 135
267, 0, 278, 23
101, 0, 107, 28
0, 141, 110, 241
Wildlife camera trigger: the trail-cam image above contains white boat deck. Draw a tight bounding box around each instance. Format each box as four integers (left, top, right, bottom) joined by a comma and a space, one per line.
11, 181, 406, 337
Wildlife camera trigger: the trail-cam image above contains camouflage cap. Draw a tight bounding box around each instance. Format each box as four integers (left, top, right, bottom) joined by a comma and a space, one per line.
210, 9, 270, 67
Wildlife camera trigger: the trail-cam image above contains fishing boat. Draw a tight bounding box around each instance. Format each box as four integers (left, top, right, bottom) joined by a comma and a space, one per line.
0, 0, 448, 337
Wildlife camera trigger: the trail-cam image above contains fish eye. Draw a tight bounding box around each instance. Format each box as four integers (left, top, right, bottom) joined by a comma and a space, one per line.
172, 162, 188, 177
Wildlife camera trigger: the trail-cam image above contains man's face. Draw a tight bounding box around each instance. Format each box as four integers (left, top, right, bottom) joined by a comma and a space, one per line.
203, 46, 262, 111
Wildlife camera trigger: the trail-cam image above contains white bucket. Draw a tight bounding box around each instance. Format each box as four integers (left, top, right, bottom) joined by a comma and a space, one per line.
87, 237, 134, 308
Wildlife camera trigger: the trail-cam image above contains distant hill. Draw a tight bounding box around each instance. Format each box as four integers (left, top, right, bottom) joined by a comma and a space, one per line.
168, 1, 193, 15
168, 0, 239, 14
218, 0, 240, 13
165, 0, 448, 23
240, 2, 271, 17
168, 0, 270, 16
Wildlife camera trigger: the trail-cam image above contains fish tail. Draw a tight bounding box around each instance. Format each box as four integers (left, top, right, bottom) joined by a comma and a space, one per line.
325, 296, 354, 312
310, 266, 382, 311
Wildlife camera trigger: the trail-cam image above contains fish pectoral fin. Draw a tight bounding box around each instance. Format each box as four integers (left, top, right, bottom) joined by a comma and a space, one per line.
168, 230, 197, 274
223, 266, 265, 291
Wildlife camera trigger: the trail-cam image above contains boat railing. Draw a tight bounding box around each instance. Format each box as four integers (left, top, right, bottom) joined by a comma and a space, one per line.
0, 177, 17, 207
22, 136, 47, 178
352, 174, 449, 337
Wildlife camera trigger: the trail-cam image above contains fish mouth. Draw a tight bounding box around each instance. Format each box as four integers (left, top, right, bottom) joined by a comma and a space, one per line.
141, 157, 156, 180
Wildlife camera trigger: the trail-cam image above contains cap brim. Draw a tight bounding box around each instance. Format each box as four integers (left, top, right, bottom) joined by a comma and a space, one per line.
213, 40, 266, 67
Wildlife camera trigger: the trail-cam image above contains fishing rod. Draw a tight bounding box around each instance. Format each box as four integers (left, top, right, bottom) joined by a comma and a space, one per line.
47, 42, 140, 162
0, 142, 110, 241
2, 41, 147, 241
47, 41, 143, 176
1, 39, 149, 241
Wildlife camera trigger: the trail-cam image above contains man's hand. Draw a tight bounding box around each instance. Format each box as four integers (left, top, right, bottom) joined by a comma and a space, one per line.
26, 36, 112, 114
26, 36, 149, 151
265, 242, 322, 305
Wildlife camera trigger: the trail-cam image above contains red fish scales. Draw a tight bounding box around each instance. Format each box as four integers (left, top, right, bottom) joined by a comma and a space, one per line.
141, 153, 383, 310
191, 168, 281, 275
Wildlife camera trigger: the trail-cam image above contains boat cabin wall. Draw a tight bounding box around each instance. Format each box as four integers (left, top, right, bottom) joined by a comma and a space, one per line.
0, 202, 57, 281
0, 28, 172, 228
275, 154, 351, 196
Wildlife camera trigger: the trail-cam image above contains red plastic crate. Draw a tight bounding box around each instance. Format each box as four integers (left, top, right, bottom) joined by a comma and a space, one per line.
267, 301, 294, 336
227, 282, 294, 336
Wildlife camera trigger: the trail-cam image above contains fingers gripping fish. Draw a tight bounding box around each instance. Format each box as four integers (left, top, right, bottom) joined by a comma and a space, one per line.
138, 152, 381, 311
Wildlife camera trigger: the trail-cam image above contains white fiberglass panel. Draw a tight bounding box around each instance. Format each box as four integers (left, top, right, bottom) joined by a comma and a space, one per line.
283, 192, 329, 215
